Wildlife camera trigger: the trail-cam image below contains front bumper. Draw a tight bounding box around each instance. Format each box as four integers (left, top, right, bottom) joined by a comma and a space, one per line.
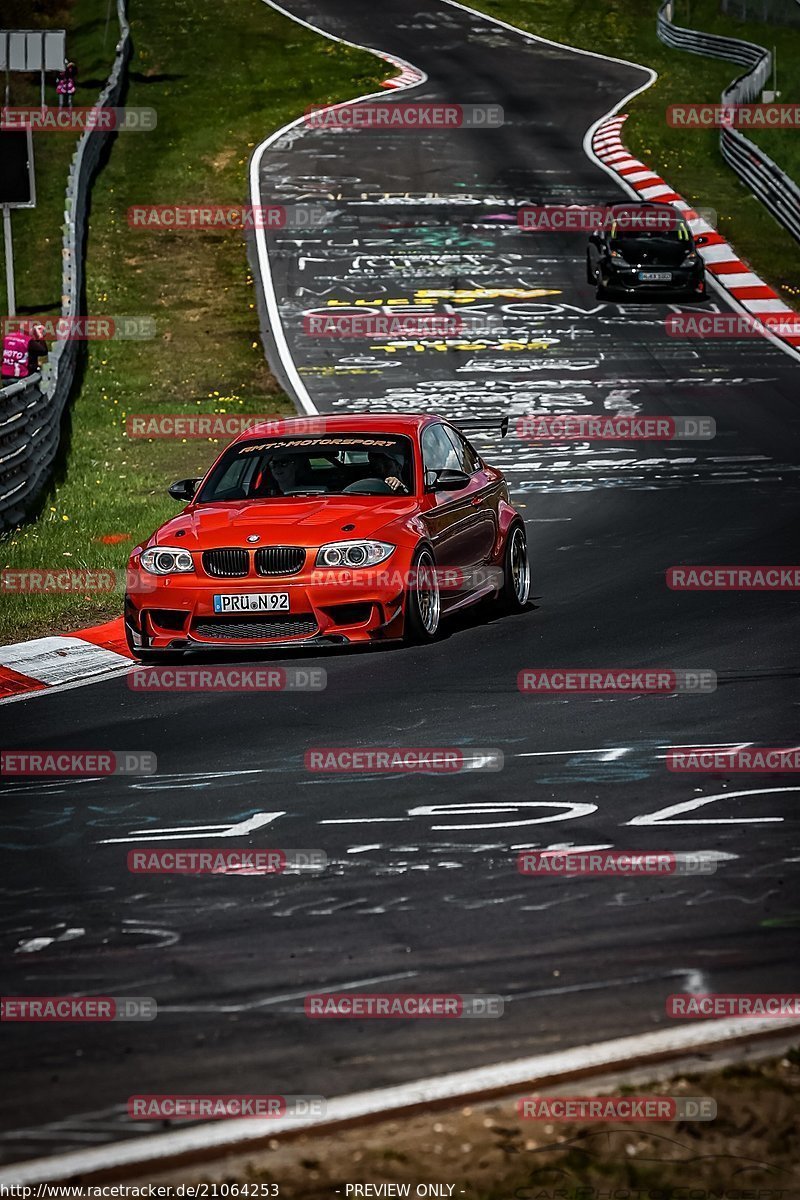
125, 569, 408, 650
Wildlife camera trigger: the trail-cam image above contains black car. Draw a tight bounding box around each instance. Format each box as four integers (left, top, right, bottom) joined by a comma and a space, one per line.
586, 202, 706, 300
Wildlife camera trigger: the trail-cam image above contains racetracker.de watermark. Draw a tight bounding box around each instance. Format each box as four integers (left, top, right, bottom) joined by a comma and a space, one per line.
127, 667, 327, 692
1, 751, 156, 776
666, 566, 800, 590
311, 566, 503, 593
517, 415, 715, 441
128, 1095, 325, 1119
517, 669, 716, 694
1, 106, 156, 131
1, 568, 157, 595
127, 414, 283, 438
127, 848, 327, 874
304, 993, 504, 1018
666, 313, 800, 339
517, 204, 716, 231
305, 747, 503, 772
1, 996, 156, 1021
667, 747, 800, 772
127, 204, 328, 230
517, 850, 718, 876
304, 102, 504, 129
667, 994, 800, 1018
302, 311, 500, 337
1, 316, 155, 340
668, 103, 800, 128
516, 1095, 716, 1121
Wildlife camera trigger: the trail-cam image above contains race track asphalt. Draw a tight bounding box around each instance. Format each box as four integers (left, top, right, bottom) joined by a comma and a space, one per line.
1, 0, 799, 1165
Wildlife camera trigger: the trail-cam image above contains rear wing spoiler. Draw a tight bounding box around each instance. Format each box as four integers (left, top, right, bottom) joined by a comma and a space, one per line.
450, 416, 509, 440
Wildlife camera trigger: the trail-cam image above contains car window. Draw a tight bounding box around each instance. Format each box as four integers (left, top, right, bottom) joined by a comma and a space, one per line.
211, 454, 259, 497
196, 435, 414, 501
442, 425, 481, 474
609, 214, 691, 244
421, 424, 460, 474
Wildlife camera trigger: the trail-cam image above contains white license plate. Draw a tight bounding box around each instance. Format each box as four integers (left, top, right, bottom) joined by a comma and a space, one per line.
639, 270, 672, 282
213, 593, 290, 613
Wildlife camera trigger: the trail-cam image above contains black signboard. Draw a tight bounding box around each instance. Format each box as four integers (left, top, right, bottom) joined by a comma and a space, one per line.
0, 130, 35, 207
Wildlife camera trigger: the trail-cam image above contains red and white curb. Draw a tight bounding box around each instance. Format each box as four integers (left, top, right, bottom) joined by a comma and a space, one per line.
0, 618, 132, 703
379, 51, 425, 89
592, 114, 800, 354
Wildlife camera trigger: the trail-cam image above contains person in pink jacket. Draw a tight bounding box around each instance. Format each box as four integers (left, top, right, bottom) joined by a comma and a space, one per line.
56, 61, 77, 109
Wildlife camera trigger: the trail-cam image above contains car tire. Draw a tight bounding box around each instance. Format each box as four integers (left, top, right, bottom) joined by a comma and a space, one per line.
497, 523, 531, 614
586, 252, 597, 285
404, 545, 441, 643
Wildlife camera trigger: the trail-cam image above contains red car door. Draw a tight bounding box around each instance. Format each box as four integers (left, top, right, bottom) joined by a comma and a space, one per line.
441, 424, 500, 568
418, 423, 476, 580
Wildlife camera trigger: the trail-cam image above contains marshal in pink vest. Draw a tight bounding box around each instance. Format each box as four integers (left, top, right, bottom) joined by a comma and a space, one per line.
1, 332, 33, 379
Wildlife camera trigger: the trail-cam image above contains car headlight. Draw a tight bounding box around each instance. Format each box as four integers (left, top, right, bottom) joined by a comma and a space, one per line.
609, 249, 625, 260
682, 251, 699, 265
315, 540, 395, 568
140, 546, 195, 575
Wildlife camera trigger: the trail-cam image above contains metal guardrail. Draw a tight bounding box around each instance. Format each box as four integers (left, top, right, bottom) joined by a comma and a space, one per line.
657, 0, 800, 245
0, 0, 131, 532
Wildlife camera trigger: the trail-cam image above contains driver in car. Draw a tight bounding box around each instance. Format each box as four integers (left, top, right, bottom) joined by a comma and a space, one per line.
368, 449, 408, 493
266, 450, 304, 495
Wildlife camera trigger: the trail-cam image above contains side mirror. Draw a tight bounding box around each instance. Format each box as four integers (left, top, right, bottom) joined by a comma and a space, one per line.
168, 478, 200, 502
429, 468, 470, 492
589, 231, 603, 246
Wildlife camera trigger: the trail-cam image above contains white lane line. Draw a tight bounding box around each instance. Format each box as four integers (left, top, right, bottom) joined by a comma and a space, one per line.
98, 812, 284, 845
516, 747, 631, 758
157, 971, 418, 1014
628, 786, 799, 826
14, 937, 55, 954
250, 0, 428, 417
511, 841, 613, 851
3, 1017, 798, 1185
503, 966, 706, 1003
321, 817, 409, 824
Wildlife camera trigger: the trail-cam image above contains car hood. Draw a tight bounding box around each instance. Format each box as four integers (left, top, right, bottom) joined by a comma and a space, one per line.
149, 496, 419, 550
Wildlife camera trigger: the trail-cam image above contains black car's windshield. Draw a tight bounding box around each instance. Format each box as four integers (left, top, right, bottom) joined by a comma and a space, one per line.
196, 435, 415, 502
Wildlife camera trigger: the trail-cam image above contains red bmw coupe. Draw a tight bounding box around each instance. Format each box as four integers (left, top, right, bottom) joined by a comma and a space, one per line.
124, 413, 531, 659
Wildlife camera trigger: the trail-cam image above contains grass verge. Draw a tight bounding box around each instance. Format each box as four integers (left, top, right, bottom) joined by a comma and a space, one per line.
470, 0, 800, 306
0, 0, 390, 645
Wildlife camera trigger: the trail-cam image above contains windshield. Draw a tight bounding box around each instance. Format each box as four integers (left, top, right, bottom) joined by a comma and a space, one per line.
195, 435, 415, 502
